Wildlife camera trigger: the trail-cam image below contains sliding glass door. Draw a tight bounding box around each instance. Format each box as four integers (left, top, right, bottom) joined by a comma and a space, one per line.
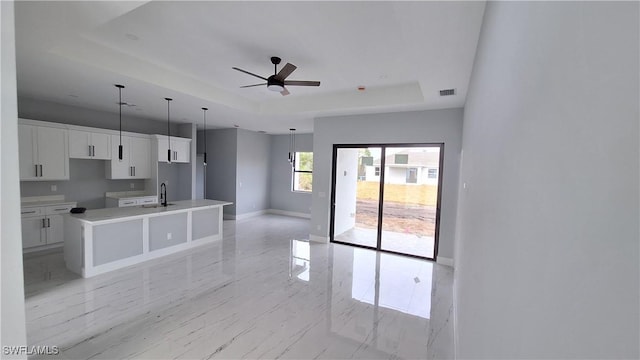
332, 146, 382, 248
330, 144, 443, 260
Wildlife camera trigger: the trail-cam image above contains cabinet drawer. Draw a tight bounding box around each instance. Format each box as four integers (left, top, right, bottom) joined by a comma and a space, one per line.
138, 197, 157, 205
20, 207, 42, 217
45, 204, 75, 214
119, 199, 138, 207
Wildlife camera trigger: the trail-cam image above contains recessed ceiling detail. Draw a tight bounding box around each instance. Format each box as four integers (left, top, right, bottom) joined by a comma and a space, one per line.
14, 1, 486, 133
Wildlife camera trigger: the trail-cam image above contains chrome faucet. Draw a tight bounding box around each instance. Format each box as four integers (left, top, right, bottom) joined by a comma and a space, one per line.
160, 182, 167, 207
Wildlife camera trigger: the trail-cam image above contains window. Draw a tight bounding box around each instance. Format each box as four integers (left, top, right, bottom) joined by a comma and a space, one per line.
293, 152, 313, 192
394, 154, 408, 164
374, 167, 380, 176
428, 168, 438, 179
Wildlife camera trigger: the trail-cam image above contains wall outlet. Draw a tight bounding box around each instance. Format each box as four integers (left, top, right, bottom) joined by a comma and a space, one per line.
167, 232, 172, 240
316, 225, 321, 231
50, 185, 57, 192
130, 183, 135, 189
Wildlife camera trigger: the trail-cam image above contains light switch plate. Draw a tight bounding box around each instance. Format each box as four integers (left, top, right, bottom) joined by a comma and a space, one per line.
167, 232, 172, 240
130, 183, 135, 189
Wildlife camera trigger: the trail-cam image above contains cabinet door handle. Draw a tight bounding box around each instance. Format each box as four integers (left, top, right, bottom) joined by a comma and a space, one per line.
93, 145, 96, 156
133, 166, 136, 177
35, 164, 38, 177
89, 145, 92, 156
47, 218, 50, 228
39, 164, 43, 177
42, 218, 46, 228
21, 210, 36, 214
53, 208, 68, 211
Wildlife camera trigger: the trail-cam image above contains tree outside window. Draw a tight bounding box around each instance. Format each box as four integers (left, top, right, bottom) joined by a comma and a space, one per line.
293, 152, 313, 192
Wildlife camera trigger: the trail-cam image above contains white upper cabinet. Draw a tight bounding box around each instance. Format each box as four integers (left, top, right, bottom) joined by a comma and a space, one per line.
154, 135, 191, 164
129, 136, 151, 179
106, 135, 152, 179
69, 130, 111, 160
18, 124, 69, 181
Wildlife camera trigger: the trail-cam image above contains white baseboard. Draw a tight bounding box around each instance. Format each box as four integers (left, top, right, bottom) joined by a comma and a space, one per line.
226, 209, 269, 221
436, 256, 454, 267
267, 209, 311, 219
309, 234, 329, 243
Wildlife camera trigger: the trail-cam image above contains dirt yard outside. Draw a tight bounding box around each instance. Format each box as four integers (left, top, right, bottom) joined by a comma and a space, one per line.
355, 181, 438, 236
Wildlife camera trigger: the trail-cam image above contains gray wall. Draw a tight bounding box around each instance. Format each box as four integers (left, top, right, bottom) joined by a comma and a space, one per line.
236, 129, 271, 215
310, 108, 463, 261
18, 96, 179, 135
1, 0, 27, 351
455, 2, 639, 358
157, 162, 191, 202
21, 159, 146, 209
204, 128, 237, 215
269, 134, 313, 215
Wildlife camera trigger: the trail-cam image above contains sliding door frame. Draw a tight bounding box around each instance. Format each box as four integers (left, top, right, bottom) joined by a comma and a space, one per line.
329, 143, 444, 261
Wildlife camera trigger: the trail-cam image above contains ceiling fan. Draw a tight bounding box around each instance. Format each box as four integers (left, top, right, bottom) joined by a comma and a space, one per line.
232, 57, 320, 96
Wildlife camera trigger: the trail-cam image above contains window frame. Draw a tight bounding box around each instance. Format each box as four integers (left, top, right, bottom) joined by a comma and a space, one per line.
292, 151, 313, 193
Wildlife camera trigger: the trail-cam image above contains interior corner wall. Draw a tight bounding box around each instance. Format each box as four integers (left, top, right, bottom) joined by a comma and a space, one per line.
455, 2, 639, 358
204, 128, 237, 215
269, 133, 313, 215
235, 129, 271, 215
1, 0, 28, 355
310, 108, 463, 261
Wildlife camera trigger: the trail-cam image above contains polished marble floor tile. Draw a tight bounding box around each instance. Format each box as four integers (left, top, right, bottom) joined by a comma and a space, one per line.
23, 215, 454, 359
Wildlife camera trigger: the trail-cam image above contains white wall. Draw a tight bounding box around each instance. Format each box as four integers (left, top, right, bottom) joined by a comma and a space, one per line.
1, 0, 28, 356
310, 108, 463, 261
455, 2, 639, 358
333, 148, 359, 236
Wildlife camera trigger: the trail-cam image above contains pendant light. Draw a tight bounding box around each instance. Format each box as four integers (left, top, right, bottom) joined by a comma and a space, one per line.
288, 128, 296, 167
165, 98, 172, 163
115, 84, 125, 160
202, 107, 208, 166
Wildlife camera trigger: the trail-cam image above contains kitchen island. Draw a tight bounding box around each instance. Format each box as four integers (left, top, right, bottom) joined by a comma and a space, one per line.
64, 199, 232, 278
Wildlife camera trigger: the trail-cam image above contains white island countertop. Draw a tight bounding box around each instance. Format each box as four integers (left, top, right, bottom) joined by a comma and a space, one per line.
68, 199, 232, 224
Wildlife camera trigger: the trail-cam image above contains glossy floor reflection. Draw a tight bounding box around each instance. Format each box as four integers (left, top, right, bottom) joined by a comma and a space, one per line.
23, 215, 454, 359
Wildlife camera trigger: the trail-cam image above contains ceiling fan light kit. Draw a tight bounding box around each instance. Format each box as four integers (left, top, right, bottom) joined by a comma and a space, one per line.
233, 56, 320, 96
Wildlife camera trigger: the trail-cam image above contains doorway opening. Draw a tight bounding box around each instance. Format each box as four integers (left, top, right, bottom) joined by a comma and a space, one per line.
330, 144, 443, 260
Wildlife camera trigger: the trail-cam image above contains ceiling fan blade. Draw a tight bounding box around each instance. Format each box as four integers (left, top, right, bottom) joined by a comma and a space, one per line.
232, 67, 268, 81
280, 88, 290, 96
284, 80, 320, 87
240, 83, 267, 88
274, 63, 297, 81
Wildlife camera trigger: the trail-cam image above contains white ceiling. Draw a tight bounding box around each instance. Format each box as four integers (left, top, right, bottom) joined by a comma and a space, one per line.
15, 1, 486, 134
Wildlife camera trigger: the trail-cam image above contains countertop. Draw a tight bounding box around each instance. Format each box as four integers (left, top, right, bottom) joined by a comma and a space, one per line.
67, 199, 232, 223
21, 195, 76, 208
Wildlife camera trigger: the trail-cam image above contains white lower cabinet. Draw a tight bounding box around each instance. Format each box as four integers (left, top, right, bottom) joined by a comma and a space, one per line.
21, 203, 76, 250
